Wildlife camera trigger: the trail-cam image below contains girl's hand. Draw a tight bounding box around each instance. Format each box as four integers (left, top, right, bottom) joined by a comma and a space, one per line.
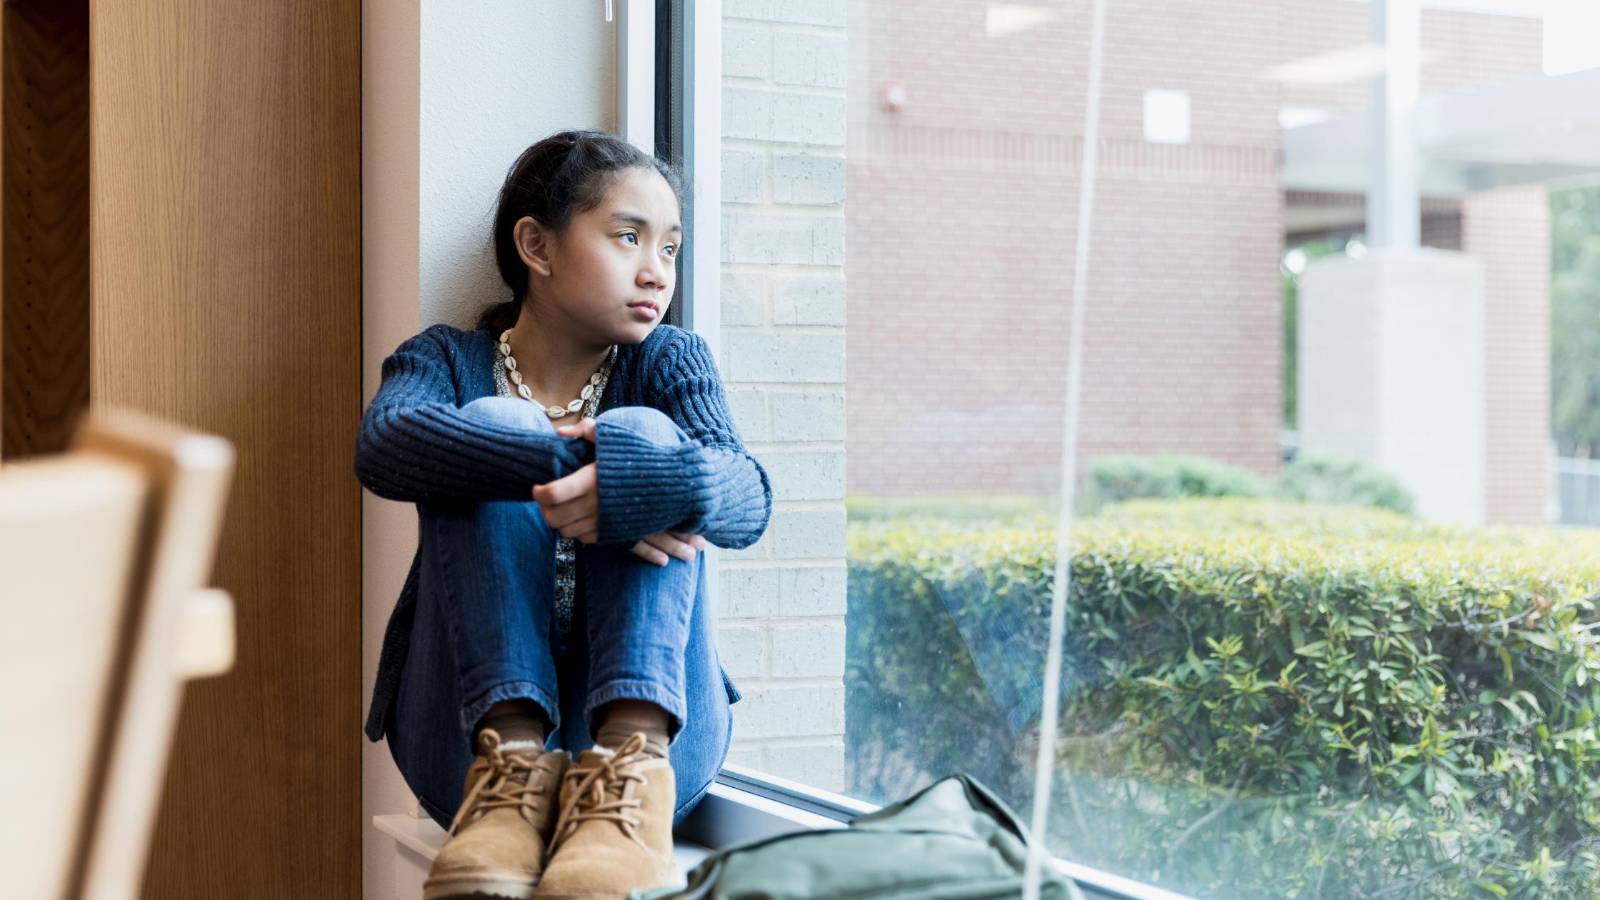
531, 418, 601, 542
532, 462, 599, 544
556, 419, 597, 443
547, 418, 707, 561
631, 530, 709, 566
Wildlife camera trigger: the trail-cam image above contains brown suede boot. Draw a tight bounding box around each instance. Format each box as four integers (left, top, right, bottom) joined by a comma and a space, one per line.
424, 729, 570, 900
534, 733, 677, 899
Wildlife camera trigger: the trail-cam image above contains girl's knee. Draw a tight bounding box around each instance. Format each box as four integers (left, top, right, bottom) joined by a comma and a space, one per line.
596, 405, 684, 443
461, 395, 556, 433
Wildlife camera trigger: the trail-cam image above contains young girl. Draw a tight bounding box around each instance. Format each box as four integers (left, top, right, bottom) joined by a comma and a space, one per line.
356, 130, 770, 900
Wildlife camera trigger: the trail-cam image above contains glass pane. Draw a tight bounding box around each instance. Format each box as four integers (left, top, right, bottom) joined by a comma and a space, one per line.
714, 1, 1600, 896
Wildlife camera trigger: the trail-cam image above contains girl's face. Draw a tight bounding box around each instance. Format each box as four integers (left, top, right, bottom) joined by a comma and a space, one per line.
534, 167, 682, 345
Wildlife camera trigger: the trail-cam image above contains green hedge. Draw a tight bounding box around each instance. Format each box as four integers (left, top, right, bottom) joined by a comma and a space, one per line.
1080, 453, 1417, 516
1277, 455, 1416, 514
846, 499, 1600, 898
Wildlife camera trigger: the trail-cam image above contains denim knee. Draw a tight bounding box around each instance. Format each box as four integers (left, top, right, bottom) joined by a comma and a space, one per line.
461, 395, 556, 434
595, 405, 685, 444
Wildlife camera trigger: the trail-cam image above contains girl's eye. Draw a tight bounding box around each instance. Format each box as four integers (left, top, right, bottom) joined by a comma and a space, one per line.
663, 245, 677, 258
620, 233, 638, 245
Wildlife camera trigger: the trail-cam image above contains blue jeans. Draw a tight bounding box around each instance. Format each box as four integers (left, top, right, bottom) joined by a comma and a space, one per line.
384, 397, 738, 830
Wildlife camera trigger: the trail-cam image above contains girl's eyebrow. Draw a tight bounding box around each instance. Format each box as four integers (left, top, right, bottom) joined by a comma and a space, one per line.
608, 211, 683, 234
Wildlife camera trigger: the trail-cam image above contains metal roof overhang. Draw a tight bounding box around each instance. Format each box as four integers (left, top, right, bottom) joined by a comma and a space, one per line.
1282, 67, 1600, 198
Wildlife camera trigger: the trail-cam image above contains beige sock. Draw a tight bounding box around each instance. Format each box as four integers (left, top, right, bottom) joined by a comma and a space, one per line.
476, 699, 549, 750
595, 704, 670, 759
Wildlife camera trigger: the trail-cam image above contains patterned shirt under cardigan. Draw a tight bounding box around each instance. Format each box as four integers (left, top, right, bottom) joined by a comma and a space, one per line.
492, 336, 614, 637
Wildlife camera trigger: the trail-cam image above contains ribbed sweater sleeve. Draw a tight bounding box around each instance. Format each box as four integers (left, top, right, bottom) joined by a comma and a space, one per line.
354, 326, 594, 504
594, 331, 773, 550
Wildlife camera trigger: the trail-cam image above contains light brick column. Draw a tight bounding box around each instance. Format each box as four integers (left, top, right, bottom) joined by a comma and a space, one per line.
1462, 185, 1552, 525
717, 0, 849, 792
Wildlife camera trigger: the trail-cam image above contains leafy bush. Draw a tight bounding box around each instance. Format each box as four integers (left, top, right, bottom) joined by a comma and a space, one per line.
1082, 455, 1269, 512
846, 499, 1600, 898
1277, 454, 1416, 514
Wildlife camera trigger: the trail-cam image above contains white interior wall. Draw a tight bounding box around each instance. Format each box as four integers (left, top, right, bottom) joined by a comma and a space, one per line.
362, 4, 615, 896
418, 4, 617, 328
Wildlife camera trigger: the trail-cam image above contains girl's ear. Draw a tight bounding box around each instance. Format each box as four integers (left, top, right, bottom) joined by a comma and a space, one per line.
513, 216, 556, 277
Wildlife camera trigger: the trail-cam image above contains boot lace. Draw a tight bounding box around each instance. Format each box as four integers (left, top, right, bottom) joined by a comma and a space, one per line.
447, 728, 558, 837
548, 732, 652, 854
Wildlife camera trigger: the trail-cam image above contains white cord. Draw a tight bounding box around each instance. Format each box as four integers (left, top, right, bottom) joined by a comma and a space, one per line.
1022, 0, 1108, 896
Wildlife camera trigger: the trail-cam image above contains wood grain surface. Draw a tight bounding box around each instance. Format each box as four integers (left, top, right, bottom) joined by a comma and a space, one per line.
0, 1, 89, 460
89, 1, 361, 895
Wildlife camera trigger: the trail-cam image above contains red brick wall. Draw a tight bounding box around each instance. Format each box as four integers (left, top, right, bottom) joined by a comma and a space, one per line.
846, 0, 1550, 519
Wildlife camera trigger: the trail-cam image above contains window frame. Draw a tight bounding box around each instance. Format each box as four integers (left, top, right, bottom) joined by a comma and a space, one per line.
655, 0, 719, 344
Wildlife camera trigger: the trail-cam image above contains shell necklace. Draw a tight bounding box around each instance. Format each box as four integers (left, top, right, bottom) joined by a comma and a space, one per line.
498, 328, 616, 420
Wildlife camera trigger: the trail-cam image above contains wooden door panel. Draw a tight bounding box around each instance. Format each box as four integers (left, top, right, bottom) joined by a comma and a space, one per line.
89, 1, 361, 894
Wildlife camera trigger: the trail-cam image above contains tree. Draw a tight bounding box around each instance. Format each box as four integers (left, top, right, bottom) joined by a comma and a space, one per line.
1552, 186, 1600, 458
1281, 237, 1349, 430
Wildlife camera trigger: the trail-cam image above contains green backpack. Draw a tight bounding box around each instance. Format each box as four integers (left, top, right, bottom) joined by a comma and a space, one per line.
634, 775, 1085, 899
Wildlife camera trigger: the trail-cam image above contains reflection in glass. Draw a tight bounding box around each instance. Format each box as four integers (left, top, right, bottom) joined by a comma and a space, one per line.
721, 1, 1600, 896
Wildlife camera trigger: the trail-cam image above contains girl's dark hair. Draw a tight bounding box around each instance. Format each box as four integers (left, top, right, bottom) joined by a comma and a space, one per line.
478, 130, 685, 333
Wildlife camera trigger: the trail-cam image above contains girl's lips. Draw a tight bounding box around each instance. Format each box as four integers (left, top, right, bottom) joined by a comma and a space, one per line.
629, 303, 659, 318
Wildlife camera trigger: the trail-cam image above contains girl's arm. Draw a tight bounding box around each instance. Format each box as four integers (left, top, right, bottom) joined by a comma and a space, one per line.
593, 331, 772, 550
354, 325, 595, 504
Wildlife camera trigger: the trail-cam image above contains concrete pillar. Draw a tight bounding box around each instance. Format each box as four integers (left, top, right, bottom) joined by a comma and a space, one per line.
1298, 251, 1486, 525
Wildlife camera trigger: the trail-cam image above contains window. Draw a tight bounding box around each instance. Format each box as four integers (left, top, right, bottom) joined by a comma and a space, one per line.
660, 1, 1600, 896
